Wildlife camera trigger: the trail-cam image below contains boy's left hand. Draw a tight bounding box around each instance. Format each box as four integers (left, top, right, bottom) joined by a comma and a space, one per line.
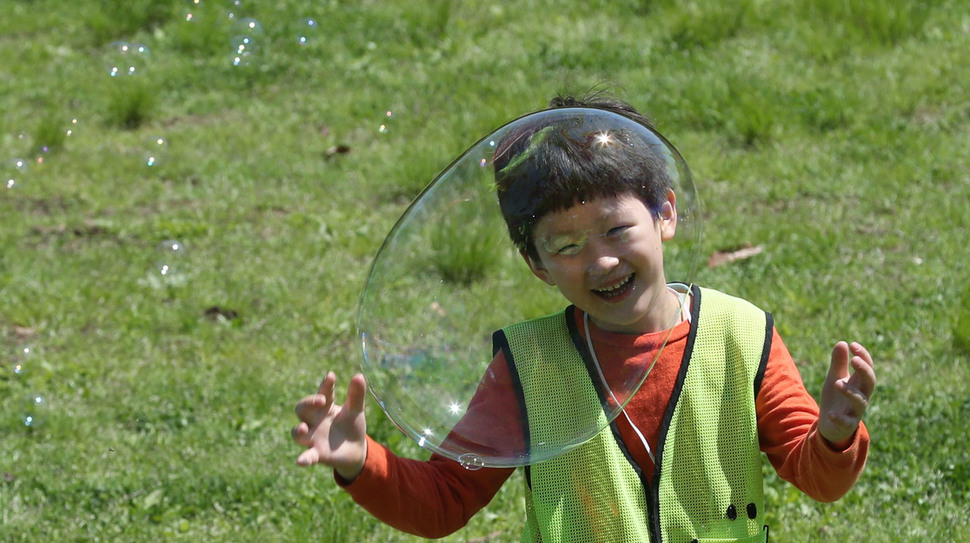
819, 341, 876, 449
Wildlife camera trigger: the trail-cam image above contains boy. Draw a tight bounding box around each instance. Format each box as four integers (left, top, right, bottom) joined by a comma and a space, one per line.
291, 94, 876, 542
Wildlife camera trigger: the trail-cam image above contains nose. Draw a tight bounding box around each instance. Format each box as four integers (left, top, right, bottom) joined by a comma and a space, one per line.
585, 239, 620, 276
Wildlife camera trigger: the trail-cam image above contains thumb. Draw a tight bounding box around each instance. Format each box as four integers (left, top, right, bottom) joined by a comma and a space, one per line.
828, 341, 850, 381
297, 447, 321, 467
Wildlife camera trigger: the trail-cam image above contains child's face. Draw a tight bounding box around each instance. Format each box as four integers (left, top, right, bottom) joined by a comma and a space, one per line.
523, 191, 678, 334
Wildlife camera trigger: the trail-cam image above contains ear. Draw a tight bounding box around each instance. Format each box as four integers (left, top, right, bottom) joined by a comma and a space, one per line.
658, 189, 677, 242
520, 249, 556, 286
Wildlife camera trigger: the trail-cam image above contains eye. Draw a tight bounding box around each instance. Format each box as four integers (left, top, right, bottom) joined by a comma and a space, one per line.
543, 234, 585, 256
606, 225, 631, 240
556, 243, 582, 256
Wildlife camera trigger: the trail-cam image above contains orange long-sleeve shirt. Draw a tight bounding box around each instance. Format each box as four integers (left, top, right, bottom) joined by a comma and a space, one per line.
338, 308, 869, 538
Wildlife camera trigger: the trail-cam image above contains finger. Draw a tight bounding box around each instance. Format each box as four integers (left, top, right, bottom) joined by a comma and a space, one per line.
295, 394, 329, 422
828, 341, 850, 381
291, 421, 309, 443
834, 379, 870, 415
297, 447, 321, 467
849, 342, 874, 368
318, 371, 337, 397
344, 373, 368, 414
848, 355, 877, 398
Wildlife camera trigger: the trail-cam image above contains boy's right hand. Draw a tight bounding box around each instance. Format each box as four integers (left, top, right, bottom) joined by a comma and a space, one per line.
291, 371, 368, 482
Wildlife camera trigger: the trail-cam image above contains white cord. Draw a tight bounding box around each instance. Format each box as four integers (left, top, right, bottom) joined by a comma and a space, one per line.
581, 285, 690, 465
584, 311, 655, 464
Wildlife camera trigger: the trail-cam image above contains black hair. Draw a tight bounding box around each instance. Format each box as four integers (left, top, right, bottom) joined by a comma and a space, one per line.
493, 93, 674, 261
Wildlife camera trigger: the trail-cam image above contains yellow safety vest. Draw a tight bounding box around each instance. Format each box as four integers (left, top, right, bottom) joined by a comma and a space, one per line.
495, 286, 771, 542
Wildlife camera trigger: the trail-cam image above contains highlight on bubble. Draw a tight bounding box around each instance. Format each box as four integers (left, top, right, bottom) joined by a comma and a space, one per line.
105, 41, 151, 78
11, 345, 34, 377
22, 393, 47, 429
296, 17, 318, 46
156, 239, 187, 279
2, 157, 28, 189
183, 0, 203, 22
226, 0, 246, 20
378, 110, 393, 134
143, 136, 168, 167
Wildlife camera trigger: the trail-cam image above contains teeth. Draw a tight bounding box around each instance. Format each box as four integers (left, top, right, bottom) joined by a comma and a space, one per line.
595, 275, 632, 293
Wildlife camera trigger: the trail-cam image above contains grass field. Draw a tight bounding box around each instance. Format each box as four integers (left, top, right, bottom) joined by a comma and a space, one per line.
1, 0, 969, 541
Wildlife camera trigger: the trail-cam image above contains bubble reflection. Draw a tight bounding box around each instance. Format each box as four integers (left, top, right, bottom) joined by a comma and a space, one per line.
143, 136, 168, 167
12, 346, 33, 377
2, 158, 28, 189
296, 17, 318, 46
226, 0, 245, 20
22, 394, 46, 428
105, 41, 150, 77
184, 0, 202, 21
379, 110, 393, 133
156, 239, 186, 279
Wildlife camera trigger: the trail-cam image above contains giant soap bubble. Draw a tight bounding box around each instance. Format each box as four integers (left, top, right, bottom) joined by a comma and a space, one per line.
357, 107, 701, 468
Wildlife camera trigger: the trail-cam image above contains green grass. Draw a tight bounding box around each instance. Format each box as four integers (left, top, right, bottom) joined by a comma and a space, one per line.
1, 0, 968, 540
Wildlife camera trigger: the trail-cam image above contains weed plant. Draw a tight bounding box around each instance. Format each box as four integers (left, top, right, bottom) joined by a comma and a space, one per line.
1, 0, 968, 541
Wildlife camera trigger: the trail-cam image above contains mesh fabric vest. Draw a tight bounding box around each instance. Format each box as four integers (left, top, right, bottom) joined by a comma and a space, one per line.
495, 287, 771, 542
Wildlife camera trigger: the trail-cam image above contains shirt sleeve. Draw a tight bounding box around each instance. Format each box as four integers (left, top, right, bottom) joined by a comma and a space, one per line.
336, 437, 514, 537
335, 349, 520, 538
757, 328, 870, 502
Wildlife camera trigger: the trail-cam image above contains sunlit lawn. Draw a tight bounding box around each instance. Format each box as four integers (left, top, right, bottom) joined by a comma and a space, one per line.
1, 0, 968, 540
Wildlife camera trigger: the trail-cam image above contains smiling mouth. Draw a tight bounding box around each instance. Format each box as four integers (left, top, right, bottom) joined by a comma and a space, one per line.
592, 274, 634, 299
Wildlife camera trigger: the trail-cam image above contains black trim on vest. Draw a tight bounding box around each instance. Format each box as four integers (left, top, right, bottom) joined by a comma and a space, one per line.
753, 313, 773, 398
607, 410, 654, 530
492, 329, 531, 488
648, 283, 703, 542
564, 305, 613, 413
608, 419, 646, 481
570, 303, 658, 533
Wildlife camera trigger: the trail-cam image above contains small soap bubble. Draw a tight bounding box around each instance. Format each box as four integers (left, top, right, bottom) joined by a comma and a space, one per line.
143, 136, 168, 167
156, 239, 186, 278
65, 117, 79, 138
230, 50, 254, 67
231, 34, 258, 56
229, 17, 263, 66
226, 0, 245, 20
296, 17, 318, 46
183, 0, 202, 22
458, 453, 486, 471
22, 393, 46, 429
11, 346, 34, 377
378, 110, 393, 134
105, 41, 151, 77
2, 157, 28, 189
231, 17, 263, 37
